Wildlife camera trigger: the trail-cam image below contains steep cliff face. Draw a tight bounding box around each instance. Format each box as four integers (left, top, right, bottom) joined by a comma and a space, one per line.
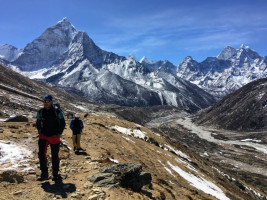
12, 18, 77, 71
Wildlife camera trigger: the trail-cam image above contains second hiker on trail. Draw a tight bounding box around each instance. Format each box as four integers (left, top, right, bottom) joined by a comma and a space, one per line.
69, 114, 84, 153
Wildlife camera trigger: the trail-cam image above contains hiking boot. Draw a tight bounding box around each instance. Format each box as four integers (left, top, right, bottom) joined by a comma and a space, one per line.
73, 147, 76, 151
37, 172, 49, 181
77, 147, 84, 151
52, 174, 62, 182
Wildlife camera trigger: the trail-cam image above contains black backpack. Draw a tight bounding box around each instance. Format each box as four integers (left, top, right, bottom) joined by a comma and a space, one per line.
39, 103, 62, 129
72, 119, 81, 134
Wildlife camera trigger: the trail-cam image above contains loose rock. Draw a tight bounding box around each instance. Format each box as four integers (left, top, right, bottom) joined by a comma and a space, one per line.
88, 163, 152, 191
0, 170, 24, 183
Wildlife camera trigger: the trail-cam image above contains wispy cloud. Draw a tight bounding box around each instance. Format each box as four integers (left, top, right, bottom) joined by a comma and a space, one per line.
98, 2, 265, 60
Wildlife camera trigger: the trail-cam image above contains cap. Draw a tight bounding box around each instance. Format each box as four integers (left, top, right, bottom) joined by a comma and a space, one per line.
43, 94, 53, 101
75, 114, 79, 118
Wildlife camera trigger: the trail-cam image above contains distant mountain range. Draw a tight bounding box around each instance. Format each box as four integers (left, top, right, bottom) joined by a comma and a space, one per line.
0, 18, 215, 112
176, 45, 267, 99
1, 18, 266, 109
140, 45, 267, 100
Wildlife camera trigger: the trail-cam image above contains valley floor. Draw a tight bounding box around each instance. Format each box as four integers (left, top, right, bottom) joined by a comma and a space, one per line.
146, 112, 267, 196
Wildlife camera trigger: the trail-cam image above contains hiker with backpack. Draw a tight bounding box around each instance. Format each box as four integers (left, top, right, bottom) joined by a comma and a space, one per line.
69, 114, 84, 153
36, 94, 66, 181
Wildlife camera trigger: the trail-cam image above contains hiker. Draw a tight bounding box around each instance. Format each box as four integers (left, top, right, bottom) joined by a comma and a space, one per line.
36, 94, 66, 181
69, 114, 84, 152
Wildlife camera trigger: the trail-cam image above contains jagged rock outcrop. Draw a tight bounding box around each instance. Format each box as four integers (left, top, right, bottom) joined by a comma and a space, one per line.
88, 163, 152, 191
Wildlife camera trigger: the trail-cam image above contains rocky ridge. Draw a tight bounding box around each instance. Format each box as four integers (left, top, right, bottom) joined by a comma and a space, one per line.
0, 63, 93, 118
195, 77, 267, 131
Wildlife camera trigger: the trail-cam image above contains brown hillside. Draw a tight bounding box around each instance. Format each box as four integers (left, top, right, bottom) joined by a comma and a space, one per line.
195, 77, 267, 131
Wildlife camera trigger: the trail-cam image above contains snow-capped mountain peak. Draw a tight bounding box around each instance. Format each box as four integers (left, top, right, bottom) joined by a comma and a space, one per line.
183, 56, 194, 61
217, 46, 237, 60
11, 18, 78, 71
237, 45, 260, 60
53, 17, 77, 38
217, 45, 260, 61
240, 44, 249, 49
2, 18, 215, 110
178, 56, 199, 71
177, 45, 267, 99
0, 44, 21, 62
139, 56, 157, 65
127, 54, 140, 62
2, 16, 266, 109
140, 57, 177, 75
57, 17, 72, 25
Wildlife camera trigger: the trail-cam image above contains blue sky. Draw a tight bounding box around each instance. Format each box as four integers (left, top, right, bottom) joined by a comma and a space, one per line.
0, 0, 267, 65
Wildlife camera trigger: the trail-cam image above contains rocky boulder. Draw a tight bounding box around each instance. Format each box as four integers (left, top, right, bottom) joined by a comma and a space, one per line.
88, 163, 152, 191
0, 111, 5, 117
0, 171, 24, 183
5, 115, 28, 122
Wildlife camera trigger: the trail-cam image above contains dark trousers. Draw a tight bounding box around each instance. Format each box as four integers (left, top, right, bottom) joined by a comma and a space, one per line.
38, 134, 60, 177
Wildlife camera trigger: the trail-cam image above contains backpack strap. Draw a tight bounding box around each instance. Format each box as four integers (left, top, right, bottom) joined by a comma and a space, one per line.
39, 108, 44, 120
39, 108, 45, 129
39, 107, 60, 127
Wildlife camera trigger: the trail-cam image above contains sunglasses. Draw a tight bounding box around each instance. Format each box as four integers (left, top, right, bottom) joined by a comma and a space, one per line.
43, 99, 52, 103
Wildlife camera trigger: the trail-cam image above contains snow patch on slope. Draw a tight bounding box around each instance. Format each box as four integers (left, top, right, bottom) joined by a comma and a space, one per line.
0, 140, 34, 171
167, 161, 230, 200
110, 125, 146, 139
